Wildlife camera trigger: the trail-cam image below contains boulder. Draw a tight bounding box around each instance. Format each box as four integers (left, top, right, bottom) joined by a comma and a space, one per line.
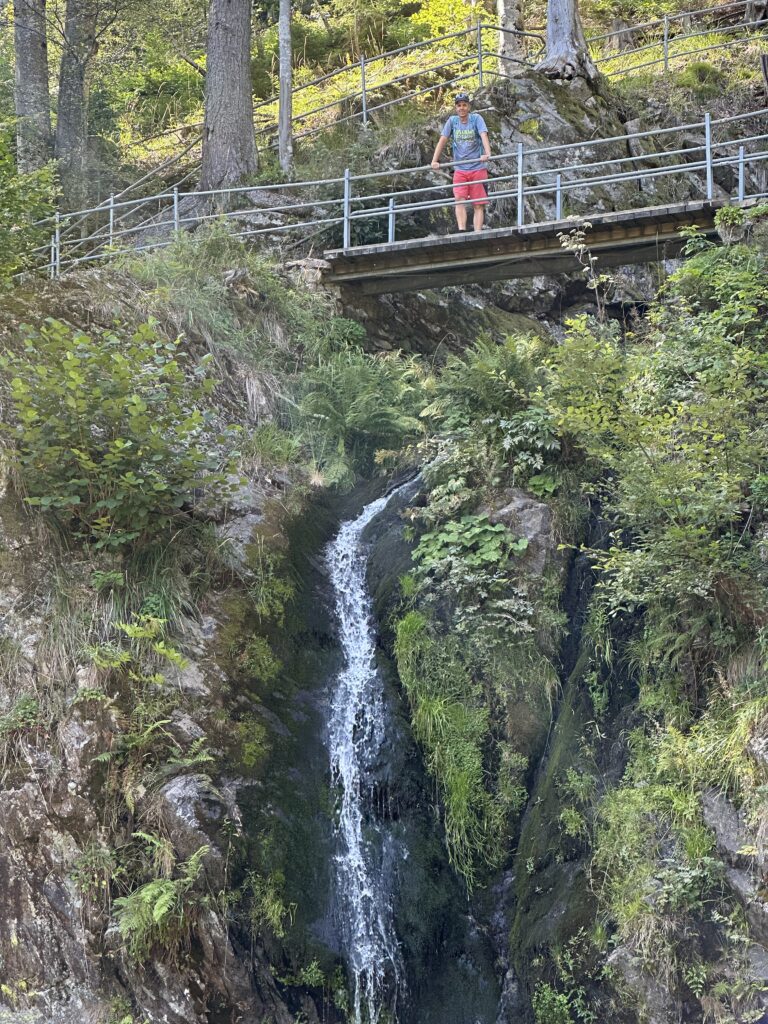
701, 788, 755, 869
488, 488, 557, 575
725, 867, 768, 944
151, 772, 241, 888
606, 945, 681, 1023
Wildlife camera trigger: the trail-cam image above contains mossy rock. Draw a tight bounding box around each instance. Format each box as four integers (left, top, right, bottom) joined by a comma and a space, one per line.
509, 658, 597, 970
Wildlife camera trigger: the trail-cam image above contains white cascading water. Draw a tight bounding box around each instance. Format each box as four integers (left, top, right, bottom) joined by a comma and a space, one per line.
327, 488, 406, 1024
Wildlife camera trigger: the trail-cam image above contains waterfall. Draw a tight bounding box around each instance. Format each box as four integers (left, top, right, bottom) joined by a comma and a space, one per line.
326, 487, 408, 1024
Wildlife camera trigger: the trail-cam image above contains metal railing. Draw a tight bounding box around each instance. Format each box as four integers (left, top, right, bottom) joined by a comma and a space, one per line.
593, 0, 768, 75
58, 0, 768, 239
37, 107, 768, 278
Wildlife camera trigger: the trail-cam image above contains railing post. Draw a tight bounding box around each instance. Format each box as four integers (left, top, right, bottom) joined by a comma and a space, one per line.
704, 112, 713, 200
517, 142, 524, 227
108, 194, 115, 246
343, 167, 351, 249
477, 21, 484, 88
556, 173, 562, 220
663, 15, 670, 73
738, 144, 745, 201
173, 187, 180, 231
49, 233, 56, 279
360, 54, 369, 127
388, 197, 396, 243
54, 212, 61, 277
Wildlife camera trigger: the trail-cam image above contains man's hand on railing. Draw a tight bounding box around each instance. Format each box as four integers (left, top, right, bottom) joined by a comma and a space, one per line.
431, 160, 441, 170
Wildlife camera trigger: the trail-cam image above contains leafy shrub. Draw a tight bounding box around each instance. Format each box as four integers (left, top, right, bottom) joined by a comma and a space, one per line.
298, 350, 423, 481
414, 513, 527, 574
532, 982, 571, 1024
1, 319, 238, 549
0, 127, 55, 280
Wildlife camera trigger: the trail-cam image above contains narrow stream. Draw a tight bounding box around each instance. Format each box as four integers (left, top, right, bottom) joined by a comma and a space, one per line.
326, 486, 408, 1024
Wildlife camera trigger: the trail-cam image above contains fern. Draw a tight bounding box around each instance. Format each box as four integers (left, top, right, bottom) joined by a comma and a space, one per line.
113, 845, 209, 962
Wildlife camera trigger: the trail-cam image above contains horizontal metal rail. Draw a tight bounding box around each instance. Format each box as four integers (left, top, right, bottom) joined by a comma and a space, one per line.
39, 105, 768, 278
52, 1, 765, 236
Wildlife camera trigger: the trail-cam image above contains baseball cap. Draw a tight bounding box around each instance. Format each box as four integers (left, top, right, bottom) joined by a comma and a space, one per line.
454, 91, 471, 103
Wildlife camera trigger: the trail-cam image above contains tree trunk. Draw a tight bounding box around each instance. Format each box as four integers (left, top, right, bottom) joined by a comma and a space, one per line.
278, 0, 293, 174
497, 0, 526, 67
13, 0, 53, 171
55, 0, 97, 207
536, 0, 598, 81
199, 0, 258, 192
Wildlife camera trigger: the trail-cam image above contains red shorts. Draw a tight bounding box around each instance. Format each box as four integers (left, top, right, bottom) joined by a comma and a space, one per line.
453, 168, 488, 205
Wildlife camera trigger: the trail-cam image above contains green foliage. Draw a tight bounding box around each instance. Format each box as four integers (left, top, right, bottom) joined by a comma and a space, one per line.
72, 840, 124, 917
532, 982, 572, 1024
1, 318, 238, 550
0, 126, 55, 280
236, 716, 270, 770
244, 423, 301, 470
394, 610, 503, 887
547, 246, 768, 719
0, 694, 40, 739
298, 350, 424, 482
124, 227, 365, 366
0, 693, 42, 770
414, 513, 526, 572
89, 614, 212, 812
246, 536, 295, 625
113, 844, 209, 962
244, 869, 293, 939
242, 636, 282, 684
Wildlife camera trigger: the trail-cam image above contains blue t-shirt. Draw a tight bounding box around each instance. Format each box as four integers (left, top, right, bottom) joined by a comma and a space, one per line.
441, 112, 488, 171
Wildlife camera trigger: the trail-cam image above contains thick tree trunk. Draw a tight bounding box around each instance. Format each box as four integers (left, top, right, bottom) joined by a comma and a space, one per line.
277, 0, 293, 174
199, 0, 258, 192
536, 0, 598, 81
497, 0, 526, 66
13, 0, 53, 171
55, 0, 97, 206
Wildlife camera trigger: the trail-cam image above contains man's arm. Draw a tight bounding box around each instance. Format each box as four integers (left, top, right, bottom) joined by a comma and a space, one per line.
431, 134, 449, 170
479, 130, 491, 162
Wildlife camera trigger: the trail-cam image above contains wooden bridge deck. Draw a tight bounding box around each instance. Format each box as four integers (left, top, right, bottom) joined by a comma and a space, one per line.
322, 200, 725, 294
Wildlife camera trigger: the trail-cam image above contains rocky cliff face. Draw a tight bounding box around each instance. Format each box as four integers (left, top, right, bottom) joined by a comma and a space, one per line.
0, 469, 309, 1024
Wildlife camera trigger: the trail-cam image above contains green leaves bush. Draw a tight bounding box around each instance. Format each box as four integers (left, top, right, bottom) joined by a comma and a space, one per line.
0, 127, 55, 280
298, 349, 423, 482
394, 610, 502, 888
1, 318, 238, 549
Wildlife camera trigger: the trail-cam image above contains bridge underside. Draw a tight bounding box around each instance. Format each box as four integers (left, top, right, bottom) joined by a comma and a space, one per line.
323, 200, 724, 295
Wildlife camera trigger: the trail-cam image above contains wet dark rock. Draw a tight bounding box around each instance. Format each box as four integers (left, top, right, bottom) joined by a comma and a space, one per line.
725, 867, 768, 944
606, 945, 680, 1024
701, 788, 755, 869
746, 944, 768, 1012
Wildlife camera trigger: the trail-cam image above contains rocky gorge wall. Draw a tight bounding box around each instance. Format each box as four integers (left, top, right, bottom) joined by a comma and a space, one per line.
3, 66, 768, 1024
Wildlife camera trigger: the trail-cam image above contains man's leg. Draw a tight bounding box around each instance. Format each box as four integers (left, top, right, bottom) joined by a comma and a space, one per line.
469, 171, 489, 231
453, 173, 469, 230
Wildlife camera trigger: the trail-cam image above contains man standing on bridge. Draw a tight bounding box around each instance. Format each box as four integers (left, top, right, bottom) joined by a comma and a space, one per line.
431, 92, 491, 233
